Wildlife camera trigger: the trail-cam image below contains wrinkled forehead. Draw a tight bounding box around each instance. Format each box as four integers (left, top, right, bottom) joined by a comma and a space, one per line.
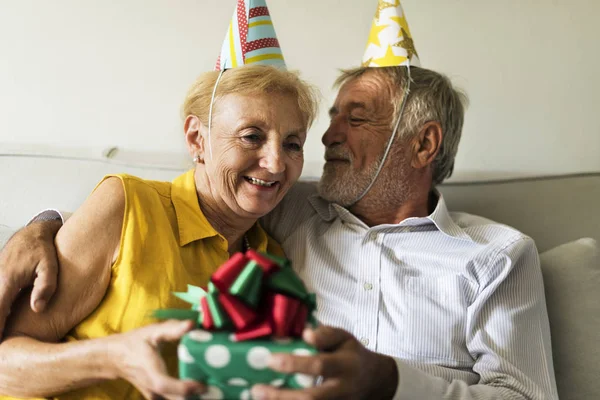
214, 92, 307, 134
215, 91, 291, 114
335, 72, 393, 112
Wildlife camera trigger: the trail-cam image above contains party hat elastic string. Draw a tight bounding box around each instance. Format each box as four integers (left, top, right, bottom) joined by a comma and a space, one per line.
349, 0, 419, 206
348, 65, 412, 206
206, 69, 225, 161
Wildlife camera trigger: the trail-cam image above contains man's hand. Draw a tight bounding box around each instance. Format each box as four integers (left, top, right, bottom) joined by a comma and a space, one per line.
0, 220, 62, 337
108, 319, 206, 400
251, 326, 399, 400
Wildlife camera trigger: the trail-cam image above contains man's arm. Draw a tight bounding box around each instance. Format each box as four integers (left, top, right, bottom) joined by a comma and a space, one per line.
385, 236, 557, 399
0, 219, 62, 336
251, 237, 558, 400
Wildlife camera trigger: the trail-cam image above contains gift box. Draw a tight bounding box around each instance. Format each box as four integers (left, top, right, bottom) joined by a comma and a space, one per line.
155, 250, 318, 399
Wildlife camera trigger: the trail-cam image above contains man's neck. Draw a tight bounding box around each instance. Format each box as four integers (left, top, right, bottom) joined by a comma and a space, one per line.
349, 188, 434, 227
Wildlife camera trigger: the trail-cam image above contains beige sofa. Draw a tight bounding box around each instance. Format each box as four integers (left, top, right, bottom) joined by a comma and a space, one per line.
1, 153, 598, 399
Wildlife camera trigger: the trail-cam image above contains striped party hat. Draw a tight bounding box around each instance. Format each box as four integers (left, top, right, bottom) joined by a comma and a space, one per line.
215, 0, 286, 70
362, 0, 420, 68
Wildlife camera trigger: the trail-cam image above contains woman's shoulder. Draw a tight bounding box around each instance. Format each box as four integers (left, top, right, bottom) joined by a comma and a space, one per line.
99, 174, 172, 200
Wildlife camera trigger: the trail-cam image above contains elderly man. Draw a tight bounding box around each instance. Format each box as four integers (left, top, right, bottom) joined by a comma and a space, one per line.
0, 4, 558, 400
252, 64, 557, 400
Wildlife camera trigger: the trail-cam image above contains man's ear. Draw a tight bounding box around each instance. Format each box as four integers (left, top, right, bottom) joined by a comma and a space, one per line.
411, 121, 443, 169
184, 115, 206, 163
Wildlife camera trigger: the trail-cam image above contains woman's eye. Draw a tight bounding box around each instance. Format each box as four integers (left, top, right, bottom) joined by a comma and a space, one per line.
285, 142, 303, 152
242, 133, 261, 143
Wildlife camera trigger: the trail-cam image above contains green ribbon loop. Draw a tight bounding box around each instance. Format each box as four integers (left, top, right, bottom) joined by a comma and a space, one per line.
263, 252, 291, 268
206, 285, 232, 329
153, 284, 207, 323
173, 284, 207, 302
174, 291, 200, 305
267, 267, 309, 300
229, 260, 263, 307
152, 309, 200, 323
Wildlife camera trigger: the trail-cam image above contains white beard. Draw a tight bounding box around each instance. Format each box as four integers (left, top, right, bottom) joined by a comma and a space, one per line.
318, 148, 412, 209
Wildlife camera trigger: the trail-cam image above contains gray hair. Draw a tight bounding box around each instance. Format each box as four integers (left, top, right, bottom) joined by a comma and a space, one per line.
334, 66, 468, 185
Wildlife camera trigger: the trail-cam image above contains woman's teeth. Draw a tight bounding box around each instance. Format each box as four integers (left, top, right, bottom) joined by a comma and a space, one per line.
245, 177, 276, 187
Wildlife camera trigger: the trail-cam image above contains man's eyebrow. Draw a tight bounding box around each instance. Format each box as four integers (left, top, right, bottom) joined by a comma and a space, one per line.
328, 102, 368, 118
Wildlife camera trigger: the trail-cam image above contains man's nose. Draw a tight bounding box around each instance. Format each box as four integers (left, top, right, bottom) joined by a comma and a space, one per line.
322, 119, 346, 147
259, 142, 285, 174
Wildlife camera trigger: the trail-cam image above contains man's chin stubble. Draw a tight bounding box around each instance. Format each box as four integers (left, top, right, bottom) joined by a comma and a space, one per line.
318, 168, 368, 206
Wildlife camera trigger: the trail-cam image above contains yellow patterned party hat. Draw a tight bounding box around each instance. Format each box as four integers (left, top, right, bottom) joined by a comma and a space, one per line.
362, 0, 420, 68
215, 0, 286, 70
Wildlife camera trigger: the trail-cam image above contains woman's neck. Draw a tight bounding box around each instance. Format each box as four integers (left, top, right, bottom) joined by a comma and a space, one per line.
194, 170, 256, 254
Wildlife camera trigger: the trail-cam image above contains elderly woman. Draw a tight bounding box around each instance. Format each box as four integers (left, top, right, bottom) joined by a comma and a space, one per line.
0, 64, 318, 400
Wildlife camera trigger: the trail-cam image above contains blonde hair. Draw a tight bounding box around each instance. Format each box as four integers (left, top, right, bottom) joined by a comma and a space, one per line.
182, 65, 319, 129
335, 66, 469, 185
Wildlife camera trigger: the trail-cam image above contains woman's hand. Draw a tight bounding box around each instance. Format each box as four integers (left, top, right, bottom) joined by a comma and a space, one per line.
108, 319, 206, 400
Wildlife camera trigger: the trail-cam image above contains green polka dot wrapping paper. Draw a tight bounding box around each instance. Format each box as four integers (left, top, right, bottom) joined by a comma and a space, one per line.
155, 250, 318, 399
179, 330, 316, 399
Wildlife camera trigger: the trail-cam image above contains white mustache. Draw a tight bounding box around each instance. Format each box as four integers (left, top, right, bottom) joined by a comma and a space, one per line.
324, 147, 352, 162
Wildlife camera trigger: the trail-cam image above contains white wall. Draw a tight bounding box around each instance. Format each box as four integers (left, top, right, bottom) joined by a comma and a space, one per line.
1, 0, 599, 180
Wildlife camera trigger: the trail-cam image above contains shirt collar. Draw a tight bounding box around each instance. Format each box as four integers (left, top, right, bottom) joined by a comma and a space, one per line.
308, 189, 472, 242
425, 192, 472, 241
172, 169, 219, 246
171, 169, 270, 250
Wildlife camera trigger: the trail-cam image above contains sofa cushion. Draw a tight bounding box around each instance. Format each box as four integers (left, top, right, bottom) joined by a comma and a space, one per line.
540, 238, 600, 400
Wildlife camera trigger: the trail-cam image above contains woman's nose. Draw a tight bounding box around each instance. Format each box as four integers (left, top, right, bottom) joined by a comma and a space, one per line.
259, 144, 285, 174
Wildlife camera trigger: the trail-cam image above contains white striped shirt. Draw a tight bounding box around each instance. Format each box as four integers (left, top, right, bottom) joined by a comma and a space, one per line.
261, 183, 559, 400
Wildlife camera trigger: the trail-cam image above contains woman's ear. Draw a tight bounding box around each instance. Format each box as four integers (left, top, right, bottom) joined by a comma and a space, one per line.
411, 121, 443, 169
184, 115, 206, 163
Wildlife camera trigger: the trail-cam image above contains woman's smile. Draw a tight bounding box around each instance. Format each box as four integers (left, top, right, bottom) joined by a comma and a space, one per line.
244, 176, 279, 189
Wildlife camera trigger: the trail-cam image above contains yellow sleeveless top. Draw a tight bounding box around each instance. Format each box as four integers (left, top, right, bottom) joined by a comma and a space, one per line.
5, 170, 284, 400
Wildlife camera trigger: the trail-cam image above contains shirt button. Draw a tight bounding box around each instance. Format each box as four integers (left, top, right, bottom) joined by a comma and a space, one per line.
369, 232, 378, 240
360, 337, 369, 346
363, 282, 373, 291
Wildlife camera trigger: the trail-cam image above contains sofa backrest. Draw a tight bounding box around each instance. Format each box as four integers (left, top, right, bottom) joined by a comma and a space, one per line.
1, 154, 598, 252
439, 175, 600, 252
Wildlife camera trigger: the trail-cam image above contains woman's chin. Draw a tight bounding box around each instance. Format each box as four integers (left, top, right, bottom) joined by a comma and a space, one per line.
240, 202, 276, 217
237, 183, 283, 216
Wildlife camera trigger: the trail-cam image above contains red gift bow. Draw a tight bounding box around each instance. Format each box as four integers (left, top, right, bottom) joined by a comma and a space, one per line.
196, 250, 315, 341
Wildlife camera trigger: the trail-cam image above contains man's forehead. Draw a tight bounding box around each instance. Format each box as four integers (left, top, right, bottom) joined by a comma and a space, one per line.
334, 75, 389, 110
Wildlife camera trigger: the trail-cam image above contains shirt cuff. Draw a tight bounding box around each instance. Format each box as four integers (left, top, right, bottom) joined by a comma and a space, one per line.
391, 358, 445, 400
27, 209, 66, 225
